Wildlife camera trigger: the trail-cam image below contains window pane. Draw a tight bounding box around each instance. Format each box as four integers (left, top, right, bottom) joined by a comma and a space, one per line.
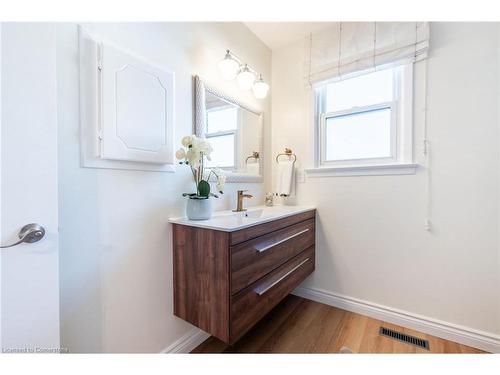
206, 106, 238, 133
206, 133, 235, 168
326, 68, 393, 112
325, 107, 392, 161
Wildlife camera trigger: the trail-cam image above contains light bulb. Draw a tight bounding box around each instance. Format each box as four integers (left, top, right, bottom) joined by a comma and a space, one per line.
217, 50, 240, 80
252, 75, 269, 99
236, 64, 256, 90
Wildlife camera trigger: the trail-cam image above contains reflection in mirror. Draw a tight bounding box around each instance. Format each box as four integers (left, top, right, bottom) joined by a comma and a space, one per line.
194, 76, 263, 182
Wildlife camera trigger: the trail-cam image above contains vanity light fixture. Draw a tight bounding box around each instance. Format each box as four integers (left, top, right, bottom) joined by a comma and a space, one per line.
218, 50, 269, 99
218, 50, 240, 80
236, 64, 256, 90
252, 74, 270, 99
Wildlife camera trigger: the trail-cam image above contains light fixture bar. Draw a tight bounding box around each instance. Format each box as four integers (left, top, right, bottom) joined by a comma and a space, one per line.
220, 49, 270, 99
225, 50, 263, 80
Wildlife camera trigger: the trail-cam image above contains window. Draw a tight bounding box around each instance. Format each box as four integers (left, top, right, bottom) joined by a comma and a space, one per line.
205, 105, 239, 169
313, 64, 414, 173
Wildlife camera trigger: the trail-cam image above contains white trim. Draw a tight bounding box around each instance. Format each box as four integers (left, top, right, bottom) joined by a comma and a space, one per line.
160, 328, 210, 354
293, 286, 500, 353
398, 63, 414, 162
320, 102, 398, 167
305, 163, 418, 177
314, 64, 414, 171
0, 22, 3, 350
312, 86, 324, 168
194, 75, 263, 183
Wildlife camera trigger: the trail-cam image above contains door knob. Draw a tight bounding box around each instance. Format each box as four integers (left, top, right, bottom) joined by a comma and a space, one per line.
0, 223, 45, 249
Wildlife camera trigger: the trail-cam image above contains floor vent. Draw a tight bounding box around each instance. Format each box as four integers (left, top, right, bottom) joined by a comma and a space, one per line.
379, 327, 430, 350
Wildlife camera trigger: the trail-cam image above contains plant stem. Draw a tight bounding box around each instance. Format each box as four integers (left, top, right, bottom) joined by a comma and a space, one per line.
201, 152, 205, 180
190, 166, 198, 192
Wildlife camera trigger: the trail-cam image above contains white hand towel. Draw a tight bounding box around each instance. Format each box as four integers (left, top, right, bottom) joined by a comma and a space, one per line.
246, 162, 260, 175
276, 160, 294, 197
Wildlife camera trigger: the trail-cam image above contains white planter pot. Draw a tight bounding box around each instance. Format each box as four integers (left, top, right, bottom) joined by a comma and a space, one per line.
186, 197, 213, 220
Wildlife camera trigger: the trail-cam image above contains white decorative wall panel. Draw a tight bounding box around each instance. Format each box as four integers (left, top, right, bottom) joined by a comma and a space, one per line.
115, 67, 166, 152
79, 26, 175, 171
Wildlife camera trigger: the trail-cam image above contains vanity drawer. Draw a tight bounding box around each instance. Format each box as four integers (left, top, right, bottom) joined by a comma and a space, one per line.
230, 246, 315, 343
230, 209, 315, 245
230, 218, 315, 294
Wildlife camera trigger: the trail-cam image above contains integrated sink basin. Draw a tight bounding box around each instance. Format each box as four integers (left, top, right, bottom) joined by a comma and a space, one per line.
169, 205, 316, 232
236, 208, 266, 219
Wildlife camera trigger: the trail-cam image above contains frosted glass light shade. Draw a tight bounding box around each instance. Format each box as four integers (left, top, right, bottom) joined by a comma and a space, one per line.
236, 65, 255, 90
252, 76, 269, 99
218, 52, 240, 80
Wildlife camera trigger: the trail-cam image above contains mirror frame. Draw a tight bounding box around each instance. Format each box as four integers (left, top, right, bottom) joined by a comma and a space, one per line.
194, 75, 264, 183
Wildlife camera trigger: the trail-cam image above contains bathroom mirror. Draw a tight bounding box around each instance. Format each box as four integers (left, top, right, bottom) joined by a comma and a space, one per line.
194, 76, 263, 183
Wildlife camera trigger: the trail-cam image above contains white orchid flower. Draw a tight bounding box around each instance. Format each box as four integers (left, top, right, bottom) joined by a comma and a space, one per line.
213, 168, 226, 192
200, 140, 213, 155
175, 148, 186, 160
186, 148, 200, 168
181, 135, 193, 147
178, 134, 221, 200
192, 137, 213, 156
216, 174, 226, 193
191, 136, 202, 149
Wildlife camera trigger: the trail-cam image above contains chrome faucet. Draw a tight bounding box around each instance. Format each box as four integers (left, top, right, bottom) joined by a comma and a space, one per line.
233, 190, 253, 212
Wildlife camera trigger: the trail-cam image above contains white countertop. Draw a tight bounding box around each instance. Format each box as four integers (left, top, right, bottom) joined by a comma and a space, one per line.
168, 205, 316, 232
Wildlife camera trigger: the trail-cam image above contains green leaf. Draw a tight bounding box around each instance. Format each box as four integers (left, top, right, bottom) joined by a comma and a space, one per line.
198, 180, 210, 197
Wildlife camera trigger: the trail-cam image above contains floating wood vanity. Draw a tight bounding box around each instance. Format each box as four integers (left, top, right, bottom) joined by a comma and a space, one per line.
170, 206, 316, 344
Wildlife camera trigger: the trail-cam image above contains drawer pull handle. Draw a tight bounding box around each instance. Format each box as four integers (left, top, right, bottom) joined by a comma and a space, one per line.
256, 228, 309, 253
255, 258, 310, 296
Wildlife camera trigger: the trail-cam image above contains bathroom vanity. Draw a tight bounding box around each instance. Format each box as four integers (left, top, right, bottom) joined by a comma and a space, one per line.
170, 205, 316, 344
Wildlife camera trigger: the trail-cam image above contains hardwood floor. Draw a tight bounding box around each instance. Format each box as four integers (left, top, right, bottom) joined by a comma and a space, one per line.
191, 295, 486, 354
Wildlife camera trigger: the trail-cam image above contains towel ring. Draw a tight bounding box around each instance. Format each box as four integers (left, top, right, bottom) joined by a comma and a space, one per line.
276, 148, 297, 164
245, 151, 260, 164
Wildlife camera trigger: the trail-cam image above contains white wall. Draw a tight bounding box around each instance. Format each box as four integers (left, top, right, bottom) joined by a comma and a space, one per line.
57, 22, 271, 353
498, 23, 500, 334
272, 23, 500, 337
1, 23, 60, 350
0, 22, 3, 350
498, 24, 500, 330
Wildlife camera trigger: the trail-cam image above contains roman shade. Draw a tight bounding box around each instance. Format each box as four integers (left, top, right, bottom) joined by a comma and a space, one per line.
305, 22, 430, 84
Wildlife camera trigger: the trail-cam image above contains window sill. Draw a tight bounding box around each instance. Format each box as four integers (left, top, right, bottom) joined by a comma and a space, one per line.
305, 163, 419, 177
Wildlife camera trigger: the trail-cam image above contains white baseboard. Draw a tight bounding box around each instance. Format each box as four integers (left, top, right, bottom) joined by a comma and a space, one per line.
161, 328, 211, 354
293, 286, 500, 353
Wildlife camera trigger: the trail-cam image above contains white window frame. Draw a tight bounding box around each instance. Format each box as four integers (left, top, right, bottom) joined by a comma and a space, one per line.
205, 106, 239, 170
308, 63, 417, 177
320, 101, 398, 166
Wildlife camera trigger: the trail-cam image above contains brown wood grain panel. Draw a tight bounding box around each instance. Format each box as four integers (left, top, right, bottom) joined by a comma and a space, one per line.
173, 224, 230, 343
231, 219, 315, 294
230, 209, 316, 245
173, 211, 317, 345
230, 246, 315, 343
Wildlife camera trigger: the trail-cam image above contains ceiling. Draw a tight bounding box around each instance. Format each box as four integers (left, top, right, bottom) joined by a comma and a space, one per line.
244, 22, 334, 50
